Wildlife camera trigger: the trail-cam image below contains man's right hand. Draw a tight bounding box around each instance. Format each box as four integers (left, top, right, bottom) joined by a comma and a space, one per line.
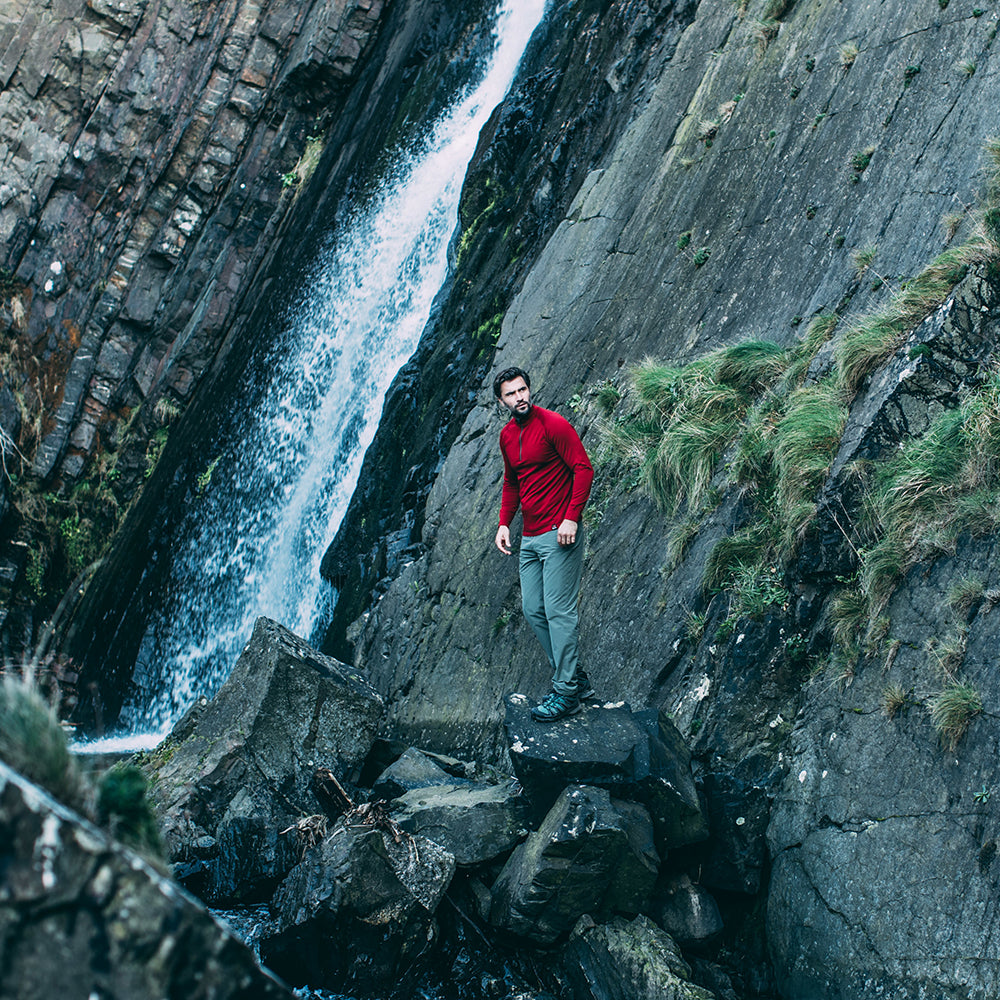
495, 525, 512, 555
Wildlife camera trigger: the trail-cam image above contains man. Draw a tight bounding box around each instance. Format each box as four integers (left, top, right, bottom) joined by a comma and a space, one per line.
493, 366, 594, 722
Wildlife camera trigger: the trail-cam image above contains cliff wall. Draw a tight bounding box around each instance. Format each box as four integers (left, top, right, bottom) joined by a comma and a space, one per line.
0, 0, 387, 646
323, 1, 1000, 996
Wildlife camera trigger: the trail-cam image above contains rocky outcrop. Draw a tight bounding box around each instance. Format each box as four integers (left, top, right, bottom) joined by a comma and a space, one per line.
140, 616, 382, 902
505, 693, 709, 851
0, 759, 290, 999
767, 531, 1000, 998
1, 0, 384, 482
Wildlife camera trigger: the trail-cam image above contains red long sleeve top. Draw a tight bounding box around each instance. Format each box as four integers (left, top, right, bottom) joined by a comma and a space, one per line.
498, 405, 594, 537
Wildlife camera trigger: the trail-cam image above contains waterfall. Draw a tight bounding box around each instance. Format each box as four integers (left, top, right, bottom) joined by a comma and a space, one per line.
87, 0, 546, 749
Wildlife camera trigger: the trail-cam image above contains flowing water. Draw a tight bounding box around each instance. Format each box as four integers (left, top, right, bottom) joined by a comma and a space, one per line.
84, 0, 547, 750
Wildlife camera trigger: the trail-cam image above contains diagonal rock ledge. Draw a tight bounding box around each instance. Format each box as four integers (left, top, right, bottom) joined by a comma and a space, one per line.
0, 759, 291, 999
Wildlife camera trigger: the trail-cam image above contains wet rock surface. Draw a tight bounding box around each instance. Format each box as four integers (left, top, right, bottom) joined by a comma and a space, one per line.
563, 914, 717, 1000
260, 823, 455, 994
389, 777, 528, 866
371, 745, 473, 799
490, 784, 659, 945
139, 617, 382, 902
0, 759, 290, 999
504, 693, 709, 851
654, 873, 724, 948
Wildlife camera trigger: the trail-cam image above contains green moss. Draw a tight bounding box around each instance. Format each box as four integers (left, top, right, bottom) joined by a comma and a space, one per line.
97, 764, 163, 856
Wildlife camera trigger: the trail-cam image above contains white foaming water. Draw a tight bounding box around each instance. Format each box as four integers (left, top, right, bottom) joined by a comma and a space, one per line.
88, 0, 546, 751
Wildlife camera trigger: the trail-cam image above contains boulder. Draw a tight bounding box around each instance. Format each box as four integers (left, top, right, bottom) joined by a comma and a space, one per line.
654, 873, 724, 947
489, 784, 659, 944
259, 822, 455, 993
372, 746, 472, 799
504, 694, 708, 852
390, 778, 528, 865
0, 760, 290, 999
563, 914, 717, 1000
139, 617, 383, 902
694, 773, 770, 895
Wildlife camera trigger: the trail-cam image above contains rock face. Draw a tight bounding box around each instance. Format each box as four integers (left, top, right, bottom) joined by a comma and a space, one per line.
0, 759, 290, 999
260, 823, 455, 993
505, 694, 708, 851
140, 617, 382, 902
1, 0, 385, 482
490, 784, 659, 944
767, 539, 1000, 1000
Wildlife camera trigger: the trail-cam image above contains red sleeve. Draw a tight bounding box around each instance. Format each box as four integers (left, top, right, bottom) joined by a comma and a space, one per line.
498, 434, 521, 527
547, 411, 593, 523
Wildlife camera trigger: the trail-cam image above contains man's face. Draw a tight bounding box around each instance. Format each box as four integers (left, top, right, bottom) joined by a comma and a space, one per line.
498, 377, 531, 418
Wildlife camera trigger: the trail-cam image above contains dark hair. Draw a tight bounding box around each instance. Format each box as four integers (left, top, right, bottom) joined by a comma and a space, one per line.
493, 366, 531, 399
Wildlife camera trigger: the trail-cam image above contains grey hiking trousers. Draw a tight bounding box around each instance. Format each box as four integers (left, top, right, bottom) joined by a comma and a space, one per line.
518, 526, 585, 696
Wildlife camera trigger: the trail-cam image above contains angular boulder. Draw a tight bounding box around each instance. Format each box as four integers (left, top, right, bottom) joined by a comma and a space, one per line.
139, 617, 383, 902
390, 778, 528, 865
504, 694, 708, 851
371, 746, 472, 799
563, 914, 717, 1000
259, 823, 455, 993
654, 873, 724, 947
489, 784, 659, 944
0, 760, 290, 999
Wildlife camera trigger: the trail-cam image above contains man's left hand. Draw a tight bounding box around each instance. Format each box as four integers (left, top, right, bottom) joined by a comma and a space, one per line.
557, 519, 578, 546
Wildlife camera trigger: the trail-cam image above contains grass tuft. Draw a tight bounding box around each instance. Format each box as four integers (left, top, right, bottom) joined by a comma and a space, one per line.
928, 681, 982, 751
0, 677, 90, 814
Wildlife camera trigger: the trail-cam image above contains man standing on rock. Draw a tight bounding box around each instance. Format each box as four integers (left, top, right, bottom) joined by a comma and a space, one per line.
493, 366, 594, 722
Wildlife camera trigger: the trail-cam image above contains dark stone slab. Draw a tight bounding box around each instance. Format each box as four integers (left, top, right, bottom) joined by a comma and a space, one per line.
489, 784, 659, 945
654, 873, 724, 947
371, 746, 471, 800
259, 823, 454, 994
390, 778, 527, 866
504, 693, 708, 852
563, 914, 717, 1000
695, 773, 770, 895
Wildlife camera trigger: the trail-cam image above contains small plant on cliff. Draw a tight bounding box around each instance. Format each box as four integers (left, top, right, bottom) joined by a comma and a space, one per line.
838, 40, 859, 69
881, 683, 910, 719
593, 380, 622, 416
947, 577, 986, 619
928, 680, 982, 751
850, 146, 875, 182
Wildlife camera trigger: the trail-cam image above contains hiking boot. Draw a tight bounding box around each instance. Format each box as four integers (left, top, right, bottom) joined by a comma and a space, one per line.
574, 669, 596, 701
531, 690, 581, 722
